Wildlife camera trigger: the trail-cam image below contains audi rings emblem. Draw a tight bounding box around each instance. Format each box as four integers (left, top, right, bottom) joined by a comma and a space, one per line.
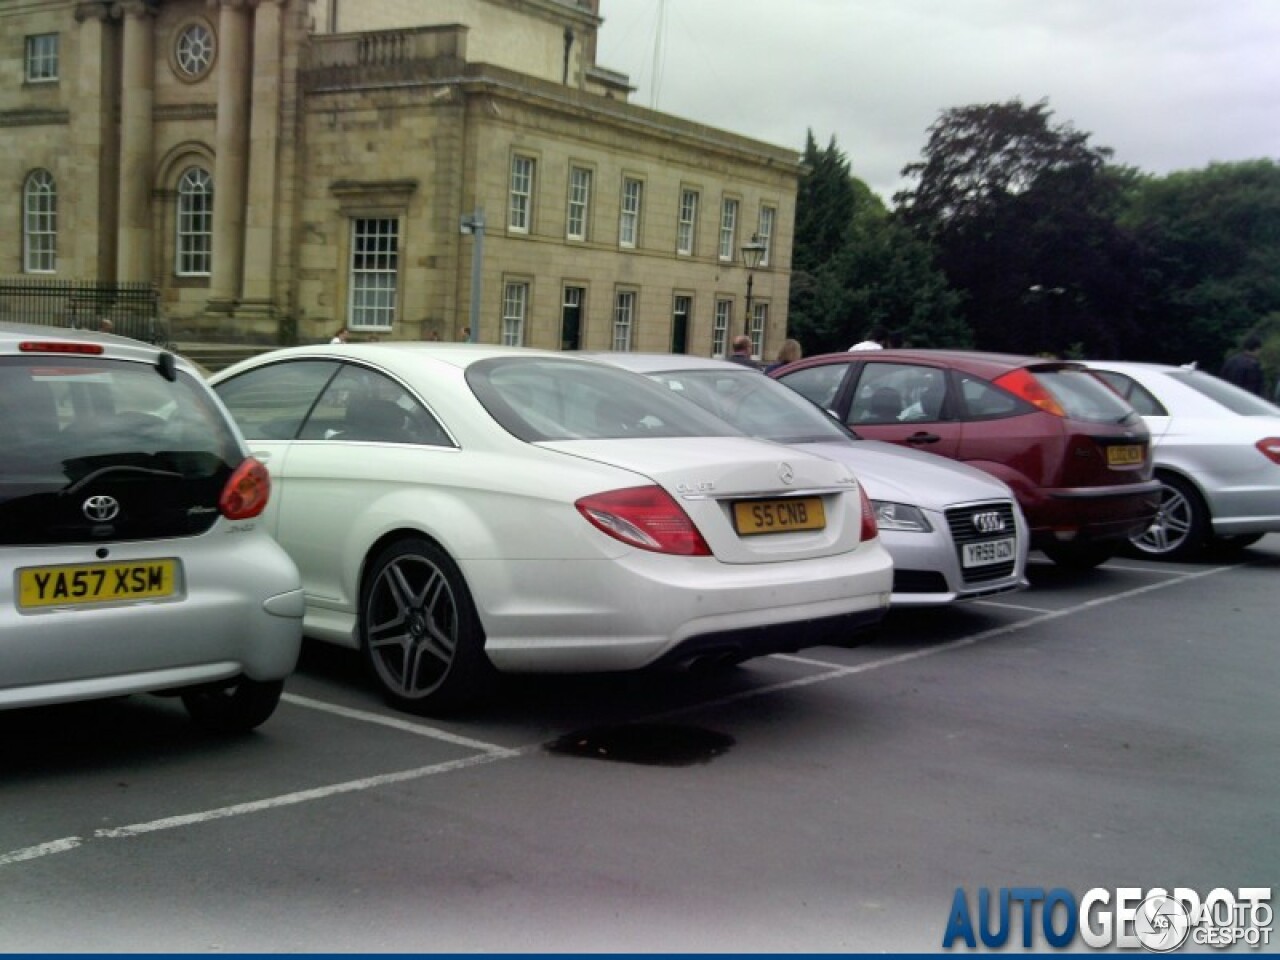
972, 511, 1005, 534
83, 495, 121, 522
778, 462, 795, 485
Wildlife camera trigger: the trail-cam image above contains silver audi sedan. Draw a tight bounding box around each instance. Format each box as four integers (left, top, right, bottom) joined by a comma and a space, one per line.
584, 353, 1029, 606
0, 322, 304, 731
1084, 360, 1280, 559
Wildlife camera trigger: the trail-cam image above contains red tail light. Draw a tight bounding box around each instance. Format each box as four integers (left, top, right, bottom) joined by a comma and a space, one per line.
993, 368, 1066, 417
219, 457, 271, 520
576, 486, 711, 556
1257, 438, 1280, 465
859, 484, 879, 541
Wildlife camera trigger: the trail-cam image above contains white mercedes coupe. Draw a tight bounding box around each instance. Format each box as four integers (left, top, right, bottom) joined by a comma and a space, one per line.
210, 344, 892, 714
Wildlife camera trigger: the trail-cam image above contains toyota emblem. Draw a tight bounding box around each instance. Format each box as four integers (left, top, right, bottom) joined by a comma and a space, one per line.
972, 511, 1005, 534
83, 495, 121, 522
778, 462, 795, 485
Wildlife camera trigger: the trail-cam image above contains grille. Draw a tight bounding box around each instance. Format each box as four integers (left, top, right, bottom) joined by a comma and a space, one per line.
945, 501, 1019, 584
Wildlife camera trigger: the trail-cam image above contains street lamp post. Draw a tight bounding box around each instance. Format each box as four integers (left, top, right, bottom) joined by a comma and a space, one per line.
741, 234, 766, 338
460, 209, 486, 342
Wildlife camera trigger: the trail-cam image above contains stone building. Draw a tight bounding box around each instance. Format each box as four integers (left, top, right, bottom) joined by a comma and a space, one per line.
0, 0, 800, 357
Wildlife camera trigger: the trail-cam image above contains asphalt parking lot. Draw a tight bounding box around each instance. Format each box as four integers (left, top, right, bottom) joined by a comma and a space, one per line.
3, 539, 1278, 952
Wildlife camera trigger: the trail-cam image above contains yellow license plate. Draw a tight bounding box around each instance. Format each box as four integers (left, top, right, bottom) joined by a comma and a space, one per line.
733, 497, 826, 536
1107, 444, 1145, 467
18, 560, 178, 609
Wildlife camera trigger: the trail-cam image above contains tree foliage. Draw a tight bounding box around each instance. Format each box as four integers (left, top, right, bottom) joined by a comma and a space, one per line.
789, 131, 966, 354
894, 98, 1142, 357
1118, 159, 1280, 367
786, 102, 1280, 377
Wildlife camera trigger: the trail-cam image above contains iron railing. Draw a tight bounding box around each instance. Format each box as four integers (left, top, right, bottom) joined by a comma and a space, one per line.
0, 277, 170, 346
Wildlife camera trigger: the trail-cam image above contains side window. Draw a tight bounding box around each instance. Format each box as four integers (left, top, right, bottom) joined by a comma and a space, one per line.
958, 373, 1023, 420
300, 365, 451, 446
848, 363, 948, 424
1091, 370, 1167, 417
776, 363, 849, 411
214, 360, 339, 440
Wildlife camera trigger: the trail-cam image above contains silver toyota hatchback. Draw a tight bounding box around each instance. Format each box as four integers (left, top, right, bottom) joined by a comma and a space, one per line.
0, 323, 303, 732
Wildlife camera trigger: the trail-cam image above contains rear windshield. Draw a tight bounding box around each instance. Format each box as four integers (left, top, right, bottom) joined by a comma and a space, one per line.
1032, 367, 1140, 424
1166, 369, 1280, 416
466, 357, 743, 442
0, 355, 242, 543
647, 367, 854, 444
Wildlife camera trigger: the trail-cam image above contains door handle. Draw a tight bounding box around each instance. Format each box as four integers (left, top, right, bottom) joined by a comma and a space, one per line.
906, 432, 940, 445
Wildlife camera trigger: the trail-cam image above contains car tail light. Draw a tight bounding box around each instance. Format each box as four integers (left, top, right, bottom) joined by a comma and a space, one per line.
576, 486, 711, 556
220, 457, 271, 520
993, 368, 1066, 417
860, 485, 879, 541
19, 340, 104, 355
1258, 438, 1280, 465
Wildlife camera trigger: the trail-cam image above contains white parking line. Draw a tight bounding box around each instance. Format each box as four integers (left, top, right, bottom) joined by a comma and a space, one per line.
971, 599, 1057, 613
648, 564, 1231, 719
0, 562, 1231, 869
1102, 564, 1191, 575
281, 692, 514, 755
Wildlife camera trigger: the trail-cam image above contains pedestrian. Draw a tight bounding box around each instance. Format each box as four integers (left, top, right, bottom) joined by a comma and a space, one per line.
1220, 334, 1263, 395
97, 317, 114, 334
763, 338, 802, 374
459, 326, 471, 342
848, 325, 887, 352
329, 325, 349, 345
727, 334, 761, 369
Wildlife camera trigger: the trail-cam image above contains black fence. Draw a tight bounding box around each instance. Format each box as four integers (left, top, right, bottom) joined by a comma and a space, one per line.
0, 277, 169, 346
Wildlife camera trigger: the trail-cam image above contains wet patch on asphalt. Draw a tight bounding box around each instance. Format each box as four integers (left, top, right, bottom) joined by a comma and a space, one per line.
545, 723, 735, 766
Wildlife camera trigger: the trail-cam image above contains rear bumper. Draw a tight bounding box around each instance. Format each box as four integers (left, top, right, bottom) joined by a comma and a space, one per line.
1027, 481, 1161, 547
473, 540, 894, 673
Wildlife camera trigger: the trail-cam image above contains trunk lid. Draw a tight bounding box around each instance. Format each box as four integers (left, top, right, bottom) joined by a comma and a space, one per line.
540, 436, 868, 564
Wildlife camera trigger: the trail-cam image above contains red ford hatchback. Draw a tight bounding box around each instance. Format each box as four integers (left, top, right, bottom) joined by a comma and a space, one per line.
772, 350, 1161, 568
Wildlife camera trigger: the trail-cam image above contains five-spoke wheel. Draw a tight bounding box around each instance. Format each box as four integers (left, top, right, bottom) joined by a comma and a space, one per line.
1129, 473, 1209, 561
360, 537, 489, 714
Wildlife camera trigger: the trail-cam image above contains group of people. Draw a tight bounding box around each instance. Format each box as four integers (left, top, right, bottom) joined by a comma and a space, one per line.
727, 334, 803, 373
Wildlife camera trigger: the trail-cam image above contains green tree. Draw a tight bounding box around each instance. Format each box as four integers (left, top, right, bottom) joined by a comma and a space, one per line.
895, 99, 1142, 357
790, 131, 966, 353
1118, 159, 1280, 369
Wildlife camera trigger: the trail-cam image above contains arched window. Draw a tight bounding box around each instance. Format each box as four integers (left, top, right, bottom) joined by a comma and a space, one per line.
176, 166, 213, 276
23, 169, 56, 273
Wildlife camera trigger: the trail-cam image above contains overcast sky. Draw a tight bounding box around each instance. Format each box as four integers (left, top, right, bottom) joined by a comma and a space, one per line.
595, 0, 1280, 202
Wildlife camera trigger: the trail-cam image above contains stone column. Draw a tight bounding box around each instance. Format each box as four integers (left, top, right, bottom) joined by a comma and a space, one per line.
72, 3, 112, 280
208, 0, 254, 310
115, 0, 155, 284
240, 0, 286, 315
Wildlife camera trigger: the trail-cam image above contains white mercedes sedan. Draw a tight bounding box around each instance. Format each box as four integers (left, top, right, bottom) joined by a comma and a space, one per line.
582, 352, 1029, 607
210, 344, 892, 714
1084, 360, 1280, 559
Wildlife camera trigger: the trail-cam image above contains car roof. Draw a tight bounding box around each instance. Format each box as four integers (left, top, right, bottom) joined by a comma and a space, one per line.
210, 341, 580, 382
578, 351, 743, 374
794, 348, 1082, 380
1080, 360, 1187, 374
0, 321, 203, 376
